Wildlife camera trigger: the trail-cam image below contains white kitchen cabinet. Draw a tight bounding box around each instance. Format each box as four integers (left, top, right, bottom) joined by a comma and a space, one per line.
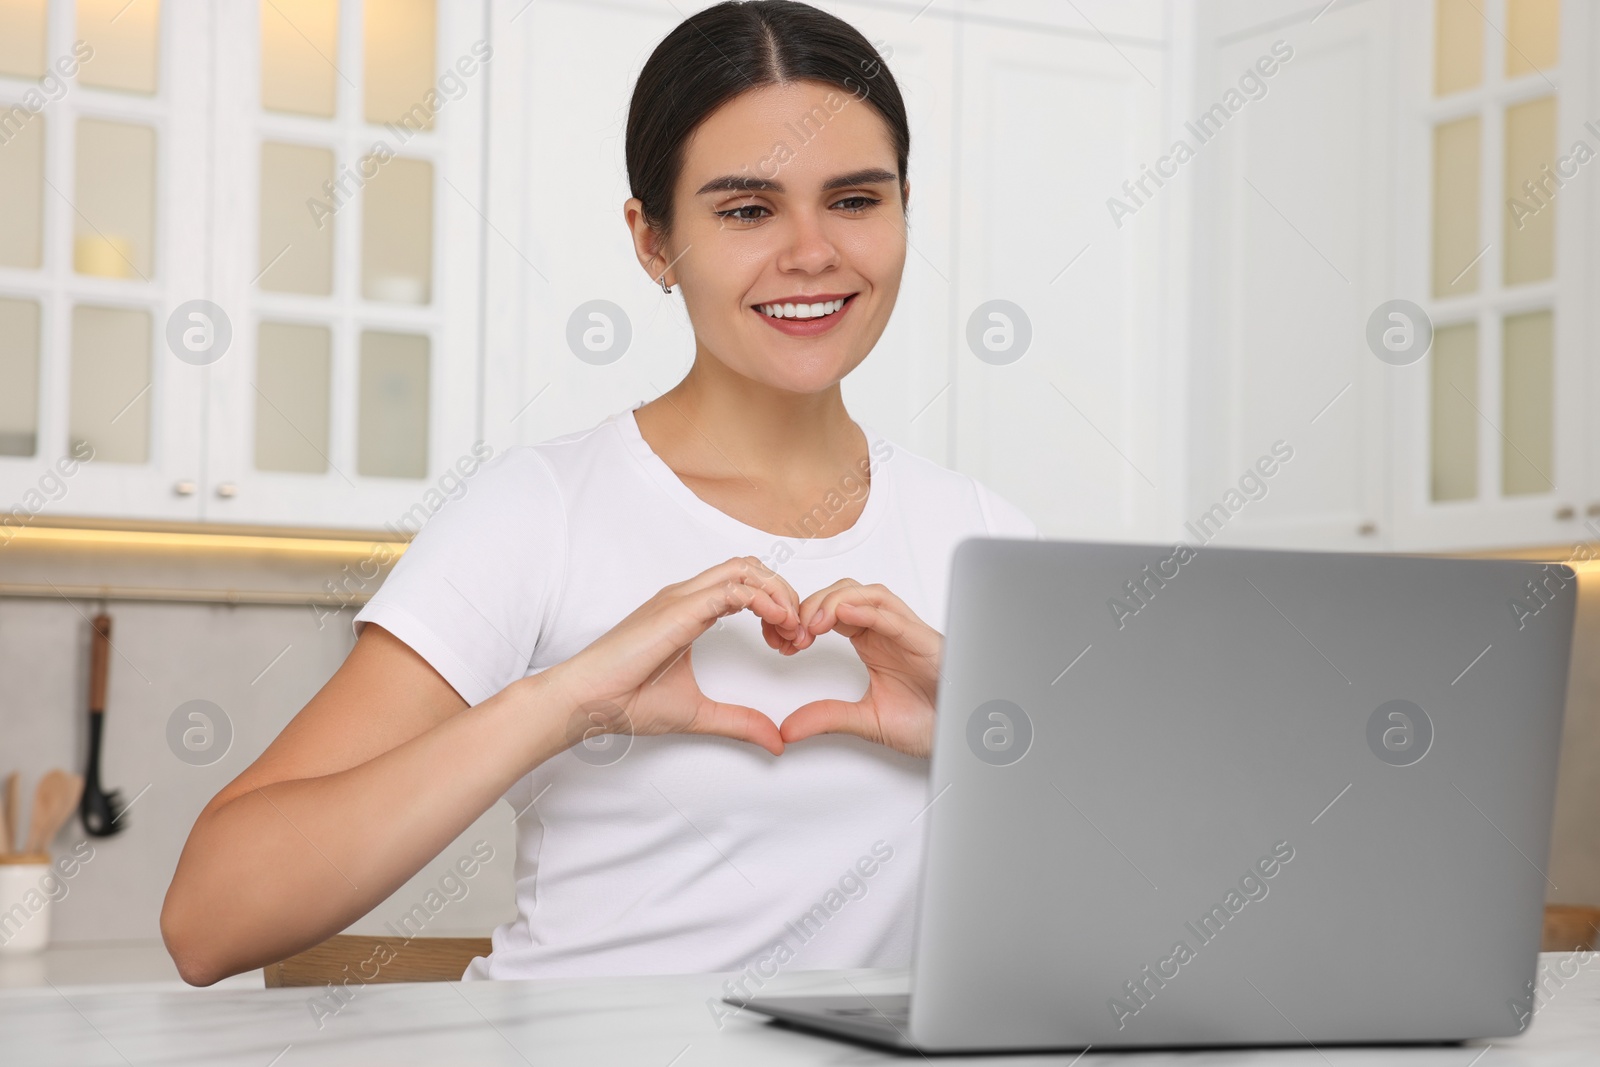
0, 0, 487, 534
1386, 0, 1594, 553
949, 12, 1179, 543
202, 1, 488, 530
963, 0, 1167, 41
1187, 0, 1594, 556
0, 0, 210, 524
1184, 0, 1395, 551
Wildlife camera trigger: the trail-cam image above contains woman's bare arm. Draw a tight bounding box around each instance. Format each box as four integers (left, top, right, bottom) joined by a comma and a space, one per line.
159, 623, 581, 986
162, 556, 807, 986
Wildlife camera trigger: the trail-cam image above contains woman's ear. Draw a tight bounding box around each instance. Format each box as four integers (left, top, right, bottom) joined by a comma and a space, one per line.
622, 197, 670, 285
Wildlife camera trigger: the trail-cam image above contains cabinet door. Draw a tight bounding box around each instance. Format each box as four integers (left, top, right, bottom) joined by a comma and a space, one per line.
0, 0, 206, 524
202, 0, 487, 531
951, 13, 1175, 541
1389, 0, 1588, 552
1184, 0, 1393, 551
963, 0, 1165, 40
481, 0, 682, 452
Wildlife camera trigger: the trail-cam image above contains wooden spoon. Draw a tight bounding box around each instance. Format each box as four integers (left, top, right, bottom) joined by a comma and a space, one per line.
41, 772, 85, 848
24, 770, 83, 855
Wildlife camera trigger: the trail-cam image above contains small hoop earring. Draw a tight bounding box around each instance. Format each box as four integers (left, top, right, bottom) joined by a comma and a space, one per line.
658, 273, 672, 294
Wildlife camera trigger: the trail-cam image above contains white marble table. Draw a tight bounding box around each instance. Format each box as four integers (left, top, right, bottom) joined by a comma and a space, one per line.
1, 954, 1597, 1065
0, 939, 262, 991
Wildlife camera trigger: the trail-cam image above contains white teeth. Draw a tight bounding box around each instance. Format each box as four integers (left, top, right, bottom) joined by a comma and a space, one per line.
759, 297, 848, 320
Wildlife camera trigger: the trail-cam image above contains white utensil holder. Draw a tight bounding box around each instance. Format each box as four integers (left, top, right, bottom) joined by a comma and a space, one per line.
0, 855, 54, 955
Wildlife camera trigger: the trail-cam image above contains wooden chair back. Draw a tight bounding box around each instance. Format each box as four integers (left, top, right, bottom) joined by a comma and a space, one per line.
1543, 904, 1600, 952
263, 910, 1598, 986
262, 935, 492, 987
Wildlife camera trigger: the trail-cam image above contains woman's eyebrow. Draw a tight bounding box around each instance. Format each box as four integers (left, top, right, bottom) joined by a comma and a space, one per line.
694, 167, 898, 196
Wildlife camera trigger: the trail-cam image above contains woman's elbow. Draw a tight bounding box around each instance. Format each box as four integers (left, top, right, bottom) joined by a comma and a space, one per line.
161, 889, 223, 987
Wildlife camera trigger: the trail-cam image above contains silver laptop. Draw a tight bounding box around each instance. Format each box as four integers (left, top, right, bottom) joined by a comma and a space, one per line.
727, 537, 1578, 1053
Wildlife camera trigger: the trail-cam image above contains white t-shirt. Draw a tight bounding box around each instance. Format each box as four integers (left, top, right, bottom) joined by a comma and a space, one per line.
352, 406, 1038, 980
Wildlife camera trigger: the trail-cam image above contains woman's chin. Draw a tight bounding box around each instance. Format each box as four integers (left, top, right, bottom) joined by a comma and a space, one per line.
753, 362, 860, 395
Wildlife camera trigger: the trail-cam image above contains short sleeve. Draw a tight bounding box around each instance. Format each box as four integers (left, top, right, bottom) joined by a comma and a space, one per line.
352, 446, 568, 706
973, 478, 1040, 540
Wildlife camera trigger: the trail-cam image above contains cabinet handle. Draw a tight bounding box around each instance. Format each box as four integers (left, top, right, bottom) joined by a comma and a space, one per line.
173, 480, 196, 496
215, 482, 238, 499
1555, 505, 1576, 521
1357, 521, 1378, 536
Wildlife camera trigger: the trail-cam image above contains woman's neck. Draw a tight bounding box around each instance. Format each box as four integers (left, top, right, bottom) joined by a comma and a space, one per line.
631, 356, 872, 538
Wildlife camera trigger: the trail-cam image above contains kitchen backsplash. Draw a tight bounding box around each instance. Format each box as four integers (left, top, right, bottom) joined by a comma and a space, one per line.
0, 537, 517, 949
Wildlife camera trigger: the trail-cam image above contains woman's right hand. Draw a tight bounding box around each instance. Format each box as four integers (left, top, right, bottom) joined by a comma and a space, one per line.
545, 556, 806, 756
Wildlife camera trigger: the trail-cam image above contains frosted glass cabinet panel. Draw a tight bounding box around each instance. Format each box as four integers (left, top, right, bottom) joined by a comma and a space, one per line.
0, 113, 44, 269
1434, 0, 1483, 95
1505, 0, 1559, 77
365, 0, 437, 127
1502, 95, 1556, 287
1430, 116, 1479, 298
361, 156, 433, 305
1429, 322, 1478, 504
1502, 310, 1554, 498
0, 297, 41, 458
257, 142, 335, 295
357, 331, 429, 479
0, 0, 48, 77
76, 0, 160, 94
68, 305, 152, 465
73, 119, 157, 280
261, 0, 339, 118
254, 322, 333, 474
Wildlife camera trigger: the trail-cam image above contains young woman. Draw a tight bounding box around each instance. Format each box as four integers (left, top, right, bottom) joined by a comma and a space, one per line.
162, 0, 1035, 986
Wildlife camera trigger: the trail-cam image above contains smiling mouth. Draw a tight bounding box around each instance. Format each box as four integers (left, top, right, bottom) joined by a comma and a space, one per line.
753, 294, 858, 320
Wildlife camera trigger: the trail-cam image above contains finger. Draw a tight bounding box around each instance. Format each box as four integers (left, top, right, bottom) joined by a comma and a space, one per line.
805, 583, 907, 638
687, 578, 795, 639
729, 581, 809, 646
688, 557, 802, 637
760, 615, 806, 655
779, 699, 875, 747
795, 578, 864, 641
691, 700, 785, 756
833, 600, 939, 659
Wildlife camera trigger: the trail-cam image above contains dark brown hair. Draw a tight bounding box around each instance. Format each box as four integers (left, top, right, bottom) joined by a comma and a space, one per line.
625, 0, 910, 240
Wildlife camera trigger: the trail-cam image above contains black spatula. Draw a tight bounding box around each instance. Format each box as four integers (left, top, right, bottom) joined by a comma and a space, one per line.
80, 612, 125, 837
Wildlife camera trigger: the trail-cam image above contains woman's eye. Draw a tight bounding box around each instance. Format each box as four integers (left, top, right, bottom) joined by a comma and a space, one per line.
715, 204, 770, 223
835, 196, 882, 213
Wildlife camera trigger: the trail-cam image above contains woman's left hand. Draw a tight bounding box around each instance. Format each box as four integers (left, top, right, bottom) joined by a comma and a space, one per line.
775, 579, 942, 759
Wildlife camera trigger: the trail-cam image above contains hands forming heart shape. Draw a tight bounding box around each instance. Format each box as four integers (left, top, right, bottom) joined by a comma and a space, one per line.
549, 556, 944, 760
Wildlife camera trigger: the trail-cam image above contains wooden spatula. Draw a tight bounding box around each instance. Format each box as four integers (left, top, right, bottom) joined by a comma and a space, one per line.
24, 770, 83, 855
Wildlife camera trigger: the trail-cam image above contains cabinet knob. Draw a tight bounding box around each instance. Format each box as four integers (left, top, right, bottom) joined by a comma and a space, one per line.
1357, 521, 1378, 537
1555, 505, 1576, 521
173, 480, 196, 496
215, 482, 238, 499
1587, 502, 1600, 517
